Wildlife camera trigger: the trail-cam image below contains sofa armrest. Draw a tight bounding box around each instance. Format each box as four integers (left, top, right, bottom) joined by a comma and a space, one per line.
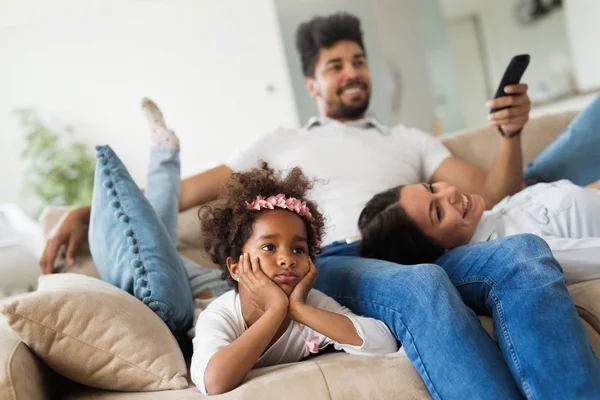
0, 316, 58, 399
440, 111, 578, 171
569, 280, 600, 333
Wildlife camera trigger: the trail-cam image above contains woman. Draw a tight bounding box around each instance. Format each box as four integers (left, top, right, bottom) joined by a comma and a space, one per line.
359, 179, 600, 284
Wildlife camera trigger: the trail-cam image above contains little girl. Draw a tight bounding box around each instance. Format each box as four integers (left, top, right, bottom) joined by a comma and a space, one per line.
191, 163, 398, 395
87, 102, 396, 393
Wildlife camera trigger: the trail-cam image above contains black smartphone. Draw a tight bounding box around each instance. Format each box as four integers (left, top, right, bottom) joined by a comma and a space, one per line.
490, 54, 530, 113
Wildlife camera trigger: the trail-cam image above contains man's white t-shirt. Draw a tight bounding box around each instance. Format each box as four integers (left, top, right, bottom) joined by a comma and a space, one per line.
191, 289, 398, 394
227, 117, 451, 245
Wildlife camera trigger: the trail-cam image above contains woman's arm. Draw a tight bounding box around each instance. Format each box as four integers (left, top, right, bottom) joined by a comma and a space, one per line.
202, 305, 287, 395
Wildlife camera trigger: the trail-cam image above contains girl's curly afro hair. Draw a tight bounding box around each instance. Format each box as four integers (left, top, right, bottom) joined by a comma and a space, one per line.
199, 161, 325, 291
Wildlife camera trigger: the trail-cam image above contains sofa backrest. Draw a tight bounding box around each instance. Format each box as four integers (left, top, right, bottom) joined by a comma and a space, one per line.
440, 111, 577, 171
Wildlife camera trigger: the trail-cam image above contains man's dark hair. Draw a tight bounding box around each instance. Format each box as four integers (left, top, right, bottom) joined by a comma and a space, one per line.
358, 186, 445, 265
295, 12, 365, 77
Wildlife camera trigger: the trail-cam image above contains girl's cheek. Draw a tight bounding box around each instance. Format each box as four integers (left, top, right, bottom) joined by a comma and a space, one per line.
300, 259, 311, 274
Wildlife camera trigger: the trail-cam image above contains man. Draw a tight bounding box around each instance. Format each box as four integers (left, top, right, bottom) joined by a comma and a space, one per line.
40, 13, 599, 399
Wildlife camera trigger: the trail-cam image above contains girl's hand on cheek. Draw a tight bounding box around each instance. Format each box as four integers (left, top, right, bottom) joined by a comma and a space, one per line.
238, 253, 288, 313
289, 258, 318, 313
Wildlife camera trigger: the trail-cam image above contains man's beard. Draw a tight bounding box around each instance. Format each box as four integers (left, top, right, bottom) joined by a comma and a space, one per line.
324, 83, 371, 120
331, 97, 370, 120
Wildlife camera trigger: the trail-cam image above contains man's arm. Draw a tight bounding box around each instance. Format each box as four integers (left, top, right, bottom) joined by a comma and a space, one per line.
430, 84, 530, 209
39, 164, 233, 273
431, 137, 523, 209
178, 165, 233, 211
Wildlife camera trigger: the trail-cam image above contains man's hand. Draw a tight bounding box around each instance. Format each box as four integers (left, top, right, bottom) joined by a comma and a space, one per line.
238, 253, 288, 313
486, 83, 531, 137
288, 259, 318, 318
39, 207, 89, 275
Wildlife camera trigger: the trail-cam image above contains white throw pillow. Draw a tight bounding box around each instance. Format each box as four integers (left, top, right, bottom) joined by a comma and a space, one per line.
0, 273, 188, 391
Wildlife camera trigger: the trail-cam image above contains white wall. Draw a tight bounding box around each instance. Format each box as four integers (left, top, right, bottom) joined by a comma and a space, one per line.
0, 0, 299, 211
413, 0, 464, 132
440, 0, 572, 102
564, 0, 600, 91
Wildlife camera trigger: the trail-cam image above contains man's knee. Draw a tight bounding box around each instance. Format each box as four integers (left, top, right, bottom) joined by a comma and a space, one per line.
316, 256, 453, 300
386, 263, 454, 301
492, 234, 565, 284
403, 263, 449, 285
499, 234, 557, 265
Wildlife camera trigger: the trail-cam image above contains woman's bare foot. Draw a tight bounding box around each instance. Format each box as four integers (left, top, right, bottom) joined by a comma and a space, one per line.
141, 97, 180, 147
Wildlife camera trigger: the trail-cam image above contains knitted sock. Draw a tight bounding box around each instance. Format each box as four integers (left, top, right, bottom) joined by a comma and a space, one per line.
141, 98, 180, 147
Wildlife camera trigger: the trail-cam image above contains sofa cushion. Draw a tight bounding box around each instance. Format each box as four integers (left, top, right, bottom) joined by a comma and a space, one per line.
0, 314, 58, 400
0, 273, 188, 392
60, 351, 428, 400
523, 95, 600, 186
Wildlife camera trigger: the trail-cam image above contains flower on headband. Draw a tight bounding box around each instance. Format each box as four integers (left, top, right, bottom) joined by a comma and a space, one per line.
246, 194, 314, 221
304, 336, 320, 357
245, 193, 320, 247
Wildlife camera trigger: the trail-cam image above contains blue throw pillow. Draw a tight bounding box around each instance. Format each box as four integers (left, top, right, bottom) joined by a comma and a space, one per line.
523, 95, 600, 186
88, 145, 194, 335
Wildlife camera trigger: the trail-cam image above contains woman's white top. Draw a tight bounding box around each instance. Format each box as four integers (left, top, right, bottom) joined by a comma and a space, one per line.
470, 180, 600, 283
191, 289, 398, 394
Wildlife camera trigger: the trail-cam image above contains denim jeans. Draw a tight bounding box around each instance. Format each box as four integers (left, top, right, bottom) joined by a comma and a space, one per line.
143, 147, 230, 297
523, 94, 600, 186
315, 235, 600, 400
90, 146, 229, 306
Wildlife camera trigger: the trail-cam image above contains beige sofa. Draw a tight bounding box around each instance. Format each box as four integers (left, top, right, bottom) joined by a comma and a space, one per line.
3, 111, 600, 400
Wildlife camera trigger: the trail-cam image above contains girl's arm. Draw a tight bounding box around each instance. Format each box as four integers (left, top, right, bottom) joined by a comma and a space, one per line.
288, 261, 397, 354
289, 302, 363, 346
201, 254, 289, 395
203, 305, 287, 395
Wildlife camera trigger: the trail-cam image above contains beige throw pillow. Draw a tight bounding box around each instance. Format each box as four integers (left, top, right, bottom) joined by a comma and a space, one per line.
0, 273, 188, 392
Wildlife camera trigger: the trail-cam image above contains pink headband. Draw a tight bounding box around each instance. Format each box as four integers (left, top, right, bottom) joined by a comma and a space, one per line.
246, 194, 314, 220
246, 194, 321, 247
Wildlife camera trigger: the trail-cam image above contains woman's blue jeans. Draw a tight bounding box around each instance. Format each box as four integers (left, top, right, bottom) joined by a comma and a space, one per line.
315, 237, 600, 400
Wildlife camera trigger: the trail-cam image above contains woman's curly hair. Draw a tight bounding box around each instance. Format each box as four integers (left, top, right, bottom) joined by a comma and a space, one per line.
199, 162, 325, 291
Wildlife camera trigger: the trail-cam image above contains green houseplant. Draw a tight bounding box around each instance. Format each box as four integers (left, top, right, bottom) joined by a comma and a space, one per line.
15, 109, 95, 217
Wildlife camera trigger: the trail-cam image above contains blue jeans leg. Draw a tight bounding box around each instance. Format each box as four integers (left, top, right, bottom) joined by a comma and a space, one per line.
436, 234, 600, 399
89, 145, 194, 334
144, 146, 181, 247
315, 243, 521, 400
143, 146, 230, 298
